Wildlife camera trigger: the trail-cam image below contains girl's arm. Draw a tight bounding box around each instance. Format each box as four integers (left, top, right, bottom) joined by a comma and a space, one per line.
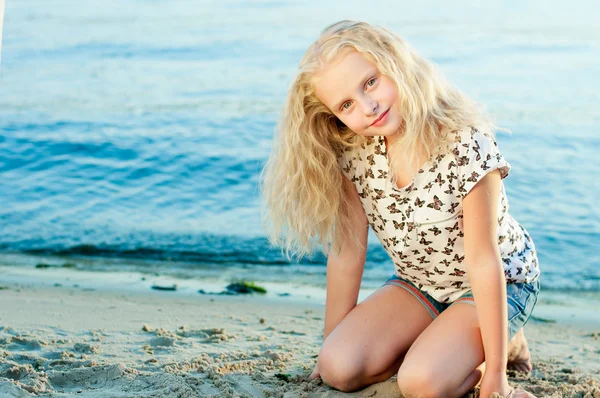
323, 175, 369, 340
462, 169, 508, 374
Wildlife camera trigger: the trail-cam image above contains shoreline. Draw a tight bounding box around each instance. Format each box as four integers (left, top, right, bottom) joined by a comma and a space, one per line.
1, 265, 600, 397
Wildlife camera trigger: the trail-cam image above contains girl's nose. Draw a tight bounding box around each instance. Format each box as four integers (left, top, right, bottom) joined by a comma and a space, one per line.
361, 96, 378, 116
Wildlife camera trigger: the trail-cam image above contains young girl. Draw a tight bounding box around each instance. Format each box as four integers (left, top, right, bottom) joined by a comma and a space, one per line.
261, 20, 540, 398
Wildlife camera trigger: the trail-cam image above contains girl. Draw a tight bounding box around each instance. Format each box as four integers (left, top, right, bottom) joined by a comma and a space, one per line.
261, 20, 540, 398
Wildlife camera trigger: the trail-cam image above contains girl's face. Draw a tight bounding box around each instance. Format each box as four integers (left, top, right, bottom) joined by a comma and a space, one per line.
312, 50, 402, 138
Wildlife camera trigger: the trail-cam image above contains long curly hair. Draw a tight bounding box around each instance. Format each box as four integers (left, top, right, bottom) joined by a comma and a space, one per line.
261, 20, 496, 260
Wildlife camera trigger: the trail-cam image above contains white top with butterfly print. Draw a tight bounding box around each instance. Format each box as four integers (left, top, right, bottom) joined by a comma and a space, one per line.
338, 126, 541, 303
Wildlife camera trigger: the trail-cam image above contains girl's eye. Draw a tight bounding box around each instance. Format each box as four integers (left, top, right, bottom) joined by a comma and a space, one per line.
341, 101, 352, 111
366, 77, 377, 87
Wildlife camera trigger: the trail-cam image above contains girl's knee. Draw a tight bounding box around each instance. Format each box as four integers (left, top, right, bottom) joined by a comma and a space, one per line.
317, 343, 365, 392
397, 363, 444, 398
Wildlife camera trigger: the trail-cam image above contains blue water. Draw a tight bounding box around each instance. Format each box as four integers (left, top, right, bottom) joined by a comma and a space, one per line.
1, 0, 598, 292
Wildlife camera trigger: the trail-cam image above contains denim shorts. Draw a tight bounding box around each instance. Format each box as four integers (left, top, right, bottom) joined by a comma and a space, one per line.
383, 275, 540, 341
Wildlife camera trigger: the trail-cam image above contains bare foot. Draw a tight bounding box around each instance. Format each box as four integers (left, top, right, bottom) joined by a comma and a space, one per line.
507, 328, 532, 373
506, 387, 536, 397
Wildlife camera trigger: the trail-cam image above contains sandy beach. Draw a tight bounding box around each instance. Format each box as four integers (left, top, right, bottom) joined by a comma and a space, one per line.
0, 265, 599, 398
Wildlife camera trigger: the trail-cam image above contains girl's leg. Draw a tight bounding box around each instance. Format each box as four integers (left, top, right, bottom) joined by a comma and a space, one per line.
317, 284, 434, 392
507, 328, 532, 373
396, 302, 485, 398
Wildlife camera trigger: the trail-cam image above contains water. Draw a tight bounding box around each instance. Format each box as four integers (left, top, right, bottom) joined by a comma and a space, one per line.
1, 0, 599, 294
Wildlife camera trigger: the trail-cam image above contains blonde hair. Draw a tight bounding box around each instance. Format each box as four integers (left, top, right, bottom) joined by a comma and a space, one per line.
261, 20, 496, 260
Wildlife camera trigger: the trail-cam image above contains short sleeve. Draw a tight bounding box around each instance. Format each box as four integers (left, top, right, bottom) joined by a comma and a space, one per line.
455, 127, 511, 199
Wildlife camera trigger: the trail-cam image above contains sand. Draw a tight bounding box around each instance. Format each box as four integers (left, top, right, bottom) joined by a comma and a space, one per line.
1, 268, 599, 397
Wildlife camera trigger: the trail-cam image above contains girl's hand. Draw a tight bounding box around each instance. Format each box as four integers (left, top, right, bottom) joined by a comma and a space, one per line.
479, 370, 536, 398
309, 363, 320, 380
478, 370, 511, 397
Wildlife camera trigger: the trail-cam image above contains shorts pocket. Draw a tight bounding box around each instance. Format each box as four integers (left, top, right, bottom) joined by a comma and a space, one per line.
506, 282, 527, 322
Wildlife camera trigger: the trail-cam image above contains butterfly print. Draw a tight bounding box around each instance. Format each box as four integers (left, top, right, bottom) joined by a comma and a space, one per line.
393, 220, 405, 230
428, 164, 437, 173
367, 214, 378, 225
451, 281, 464, 289
412, 249, 421, 255
405, 205, 415, 218
359, 186, 372, 199
376, 215, 388, 225
434, 173, 446, 186
377, 169, 388, 179
444, 185, 455, 195
445, 222, 460, 233
365, 169, 375, 179
403, 261, 415, 268
466, 171, 480, 183
424, 247, 438, 255
424, 270, 435, 278
374, 144, 385, 155
386, 203, 401, 214
424, 182, 434, 191
390, 194, 410, 204
414, 197, 425, 208
374, 189, 386, 200
448, 160, 457, 170
442, 247, 453, 256
428, 226, 441, 236
427, 195, 444, 211
417, 256, 430, 264
397, 251, 409, 260
366, 154, 376, 166
446, 171, 458, 183
448, 202, 460, 213
456, 156, 469, 167
433, 266, 445, 275
449, 268, 465, 277
406, 222, 417, 232
447, 237, 457, 247
482, 154, 492, 171
441, 259, 452, 267
472, 140, 482, 161
452, 254, 465, 263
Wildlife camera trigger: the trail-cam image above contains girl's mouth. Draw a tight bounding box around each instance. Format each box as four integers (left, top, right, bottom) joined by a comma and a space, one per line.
371, 109, 390, 127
